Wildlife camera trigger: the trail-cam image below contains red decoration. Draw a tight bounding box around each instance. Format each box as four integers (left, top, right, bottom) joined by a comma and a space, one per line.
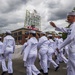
27, 26, 39, 30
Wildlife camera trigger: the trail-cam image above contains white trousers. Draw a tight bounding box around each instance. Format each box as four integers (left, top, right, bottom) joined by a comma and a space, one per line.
39, 49, 48, 73
2, 53, 13, 73
47, 52, 58, 68
25, 53, 40, 75
56, 51, 68, 64
67, 53, 75, 75
60, 52, 68, 64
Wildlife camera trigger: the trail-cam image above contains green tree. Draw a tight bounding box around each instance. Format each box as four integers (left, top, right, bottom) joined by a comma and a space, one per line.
72, 7, 75, 12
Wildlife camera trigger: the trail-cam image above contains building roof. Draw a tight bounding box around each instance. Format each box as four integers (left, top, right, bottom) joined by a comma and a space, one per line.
11, 27, 41, 33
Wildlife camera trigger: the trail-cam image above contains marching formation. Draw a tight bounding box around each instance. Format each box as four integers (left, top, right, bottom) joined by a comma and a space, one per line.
0, 11, 75, 75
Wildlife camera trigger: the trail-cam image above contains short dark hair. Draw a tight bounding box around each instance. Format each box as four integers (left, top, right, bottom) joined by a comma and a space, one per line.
49, 36, 53, 39
25, 32, 29, 35
6, 32, 11, 35
30, 33, 36, 37
37, 33, 40, 37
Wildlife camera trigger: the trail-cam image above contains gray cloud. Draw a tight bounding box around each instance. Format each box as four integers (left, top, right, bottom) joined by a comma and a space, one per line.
48, 9, 68, 21
0, 18, 8, 27
0, 0, 75, 33
47, 0, 61, 9
0, 0, 28, 13
0, 17, 24, 27
0, 0, 29, 28
47, 0, 75, 21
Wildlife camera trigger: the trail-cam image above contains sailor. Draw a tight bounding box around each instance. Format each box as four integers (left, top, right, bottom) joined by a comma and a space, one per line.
23, 30, 41, 75
53, 35, 59, 61
38, 32, 48, 75
47, 34, 59, 71
56, 34, 68, 64
1, 30, 15, 75
56, 11, 75, 75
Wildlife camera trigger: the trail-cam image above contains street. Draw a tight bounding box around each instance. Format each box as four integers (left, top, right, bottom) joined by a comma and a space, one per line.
0, 58, 67, 75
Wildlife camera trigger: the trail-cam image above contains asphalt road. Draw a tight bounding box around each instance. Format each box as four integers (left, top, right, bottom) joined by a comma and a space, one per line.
0, 58, 67, 75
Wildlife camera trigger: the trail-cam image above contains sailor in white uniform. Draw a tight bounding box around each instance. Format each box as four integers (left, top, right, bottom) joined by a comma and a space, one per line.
56, 11, 75, 75
47, 35, 59, 71
38, 32, 48, 75
1, 30, 15, 75
23, 30, 41, 75
56, 34, 68, 65
53, 35, 59, 61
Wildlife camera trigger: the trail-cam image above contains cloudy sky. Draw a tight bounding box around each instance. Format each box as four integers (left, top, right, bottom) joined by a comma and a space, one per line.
0, 0, 75, 33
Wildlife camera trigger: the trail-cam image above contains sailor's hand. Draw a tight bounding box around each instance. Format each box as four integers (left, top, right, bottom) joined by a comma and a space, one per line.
56, 48, 60, 53
50, 22, 56, 28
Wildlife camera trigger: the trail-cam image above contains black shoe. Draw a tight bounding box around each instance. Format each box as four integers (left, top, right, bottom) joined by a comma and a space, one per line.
59, 61, 63, 63
43, 73, 48, 75
55, 66, 59, 71
48, 68, 50, 70
38, 73, 41, 75
8, 73, 13, 75
58, 64, 60, 67
39, 69, 44, 73
1, 71, 7, 75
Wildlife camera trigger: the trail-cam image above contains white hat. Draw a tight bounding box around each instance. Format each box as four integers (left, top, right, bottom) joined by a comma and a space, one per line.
67, 11, 75, 16
6, 30, 11, 34
47, 34, 52, 37
59, 34, 62, 36
41, 31, 46, 34
30, 30, 36, 34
